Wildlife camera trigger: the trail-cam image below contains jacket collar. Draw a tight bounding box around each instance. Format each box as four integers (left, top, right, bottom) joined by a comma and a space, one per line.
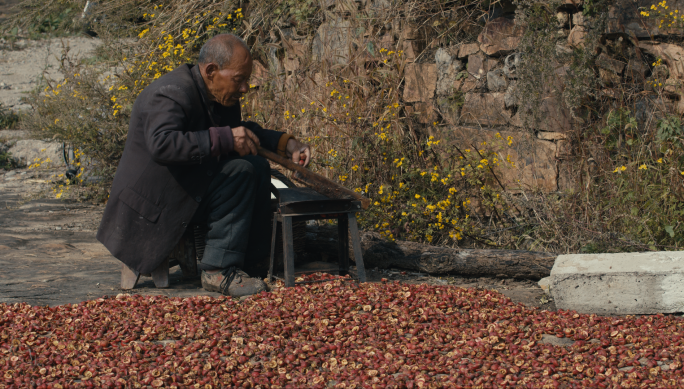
191, 65, 219, 125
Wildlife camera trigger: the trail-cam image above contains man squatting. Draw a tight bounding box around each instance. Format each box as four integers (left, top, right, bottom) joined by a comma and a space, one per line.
97, 34, 311, 297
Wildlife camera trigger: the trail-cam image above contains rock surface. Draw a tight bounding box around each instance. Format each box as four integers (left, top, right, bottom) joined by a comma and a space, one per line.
8, 139, 64, 168
477, 17, 523, 56
403, 63, 437, 103
487, 69, 508, 92
435, 48, 464, 96
312, 16, 353, 65
639, 41, 684, 81
549, 251, 684, 314
460, 93, 511, 126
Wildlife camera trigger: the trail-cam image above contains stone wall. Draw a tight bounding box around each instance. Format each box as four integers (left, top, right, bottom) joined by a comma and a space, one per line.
253, 0, 683, 193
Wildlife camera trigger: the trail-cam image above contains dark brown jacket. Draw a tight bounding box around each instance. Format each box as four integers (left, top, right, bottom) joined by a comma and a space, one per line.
97, 64, 284, 274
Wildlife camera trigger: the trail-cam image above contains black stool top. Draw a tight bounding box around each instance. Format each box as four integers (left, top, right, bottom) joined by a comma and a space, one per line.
275, 188, 362, 216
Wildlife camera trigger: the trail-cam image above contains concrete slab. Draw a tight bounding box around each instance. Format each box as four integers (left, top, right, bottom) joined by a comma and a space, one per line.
549, 251, 684, 314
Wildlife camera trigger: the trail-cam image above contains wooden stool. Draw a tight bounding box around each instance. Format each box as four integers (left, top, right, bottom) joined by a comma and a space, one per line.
268, 187, 367, 287
120, 232, 197, 289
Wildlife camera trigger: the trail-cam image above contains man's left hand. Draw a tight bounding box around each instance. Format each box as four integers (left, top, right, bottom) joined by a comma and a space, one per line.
286, 139, 311, 167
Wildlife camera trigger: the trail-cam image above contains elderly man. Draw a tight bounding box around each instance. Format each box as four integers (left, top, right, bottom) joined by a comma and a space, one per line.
97, 34, 310, 297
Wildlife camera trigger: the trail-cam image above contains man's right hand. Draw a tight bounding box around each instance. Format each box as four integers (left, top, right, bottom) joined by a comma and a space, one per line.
232, 126, 260, 156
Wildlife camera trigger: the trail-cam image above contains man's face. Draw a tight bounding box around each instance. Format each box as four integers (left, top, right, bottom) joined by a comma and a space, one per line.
205, 47, 253, 107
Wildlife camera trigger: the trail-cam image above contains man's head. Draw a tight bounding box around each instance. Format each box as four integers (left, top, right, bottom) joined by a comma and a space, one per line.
198, 34, 252, 107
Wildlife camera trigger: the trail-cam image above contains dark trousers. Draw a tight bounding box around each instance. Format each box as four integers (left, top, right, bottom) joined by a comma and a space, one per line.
190, 155, 271, 270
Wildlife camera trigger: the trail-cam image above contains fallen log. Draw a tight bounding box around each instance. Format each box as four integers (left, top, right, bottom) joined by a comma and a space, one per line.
306, 225, 557, 280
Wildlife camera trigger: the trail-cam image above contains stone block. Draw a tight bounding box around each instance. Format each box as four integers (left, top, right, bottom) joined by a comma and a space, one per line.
405, 102, 438, 124
599, 68, 620, 86
555, 42, 573, 56
596, 53, 626, 74
478, 17, 523, 56
437, 127, 558, 192
435, 48, 464, 96
457, 43, 480, 58
625, 59, 649, 81
402, 40, 425, 63
567, 25, 586, 48
312, 17, 353, 65
503, 53, 521, 79
436, 97, 461, 125
606, 0, 684, 39
250, 61, 269, 87
486, 69, 508, 92
455, 76, 479, 93
537, 131, 568, 141
572, 12, 586, 27
504, 81, 517, 108
518, 66, 574, 133
467, 54, 497, 80
460, 93, 511, 126
639, 41, 684, 80
403, 63, 437, 103
557, 160, 580, 192
549, 251, 684, 314
8, 140, 64, 168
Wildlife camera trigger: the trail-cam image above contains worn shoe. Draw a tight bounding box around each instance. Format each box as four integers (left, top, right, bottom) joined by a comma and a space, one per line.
201, 266, 267, 297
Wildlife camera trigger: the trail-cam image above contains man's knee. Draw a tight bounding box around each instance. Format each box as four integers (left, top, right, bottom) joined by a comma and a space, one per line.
241, 155, 270, 176
220, 156, 268, 177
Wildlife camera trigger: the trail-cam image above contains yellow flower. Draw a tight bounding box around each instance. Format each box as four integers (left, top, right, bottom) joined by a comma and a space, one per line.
638, 164, 647, 170
414, 194, 420, 199
351, 165, 359, 171
657, 158, 663, 163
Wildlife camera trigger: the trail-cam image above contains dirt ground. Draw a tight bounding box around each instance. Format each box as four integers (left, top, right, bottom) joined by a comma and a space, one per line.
0, 37, 555, 310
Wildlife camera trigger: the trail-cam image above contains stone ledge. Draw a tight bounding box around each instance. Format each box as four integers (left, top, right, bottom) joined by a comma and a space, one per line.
548, 251, 684, 314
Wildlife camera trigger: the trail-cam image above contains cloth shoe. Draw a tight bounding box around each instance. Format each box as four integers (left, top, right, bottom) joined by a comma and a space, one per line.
201, 266, 267, 297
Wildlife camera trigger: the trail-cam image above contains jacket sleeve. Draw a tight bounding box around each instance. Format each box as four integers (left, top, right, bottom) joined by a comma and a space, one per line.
241, 121, 287, 153
142, 85, 212, 165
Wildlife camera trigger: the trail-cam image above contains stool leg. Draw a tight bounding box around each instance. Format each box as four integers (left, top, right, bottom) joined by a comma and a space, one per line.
121, 263, 140, 290
178, 236, 197, 278
268, 212, 278, 283
348, 213, 367, 283
282, 216, 295, 287
338, 215, 349, 276
182, 237, 197, 278
151, 258, 169, 288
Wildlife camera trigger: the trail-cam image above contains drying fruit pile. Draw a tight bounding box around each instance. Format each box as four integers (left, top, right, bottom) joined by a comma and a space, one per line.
1, 273, 683, 389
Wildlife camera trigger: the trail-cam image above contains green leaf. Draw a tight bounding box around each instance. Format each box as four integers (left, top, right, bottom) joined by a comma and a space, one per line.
665, 225, 675, 238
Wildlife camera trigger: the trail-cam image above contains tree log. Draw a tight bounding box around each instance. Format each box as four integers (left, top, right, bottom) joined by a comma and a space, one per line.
306, 225, 557, 280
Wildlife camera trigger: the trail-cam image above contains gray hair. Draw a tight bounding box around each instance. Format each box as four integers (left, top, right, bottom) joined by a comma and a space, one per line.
198, 34, 250, 68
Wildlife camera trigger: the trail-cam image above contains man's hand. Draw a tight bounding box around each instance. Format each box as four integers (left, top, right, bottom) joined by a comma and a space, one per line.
232, 126, 260, 156
286, 138, 311, 167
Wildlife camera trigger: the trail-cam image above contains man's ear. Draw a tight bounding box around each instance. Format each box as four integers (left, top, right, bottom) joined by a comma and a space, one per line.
204, 63, 219, 81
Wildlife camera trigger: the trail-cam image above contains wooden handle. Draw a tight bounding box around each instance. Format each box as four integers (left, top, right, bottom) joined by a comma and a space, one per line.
258, 147, 371, 209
